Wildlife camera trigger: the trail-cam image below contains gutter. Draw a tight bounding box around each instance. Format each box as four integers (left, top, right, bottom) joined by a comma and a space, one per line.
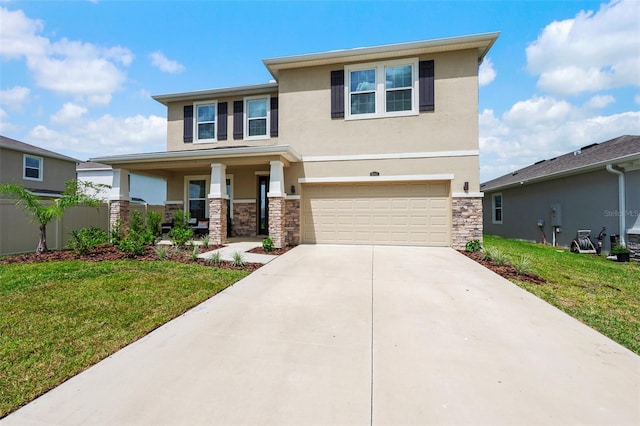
606, 164, 626, 246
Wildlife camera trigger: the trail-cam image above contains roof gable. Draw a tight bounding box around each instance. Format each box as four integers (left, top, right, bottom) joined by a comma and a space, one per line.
0, 135, 79, 163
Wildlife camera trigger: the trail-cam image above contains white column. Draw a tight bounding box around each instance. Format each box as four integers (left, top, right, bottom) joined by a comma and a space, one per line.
110, 168, 130, 201
208, 163, 228, 199
267, 160, 285, 197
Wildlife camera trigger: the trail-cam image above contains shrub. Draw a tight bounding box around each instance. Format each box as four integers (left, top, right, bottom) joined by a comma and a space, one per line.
513, 255, 533, 275
154, 245, 170, 260
146, 211, 162, 238
201, 234, 210, 248
482, 246, 508, 266
168, 210, 193, 247
66, 226, 109, 255
611, 244, 631, 255
188, 245, 199, 261
262, 236, 274, 252
465, 239, 482, 253
207, 251, 221, 264
116, 229, 149, 257
231, 251, 245, 267
130, 211, 155, 245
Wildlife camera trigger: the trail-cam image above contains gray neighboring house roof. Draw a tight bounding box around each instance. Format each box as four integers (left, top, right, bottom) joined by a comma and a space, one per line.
77, 161, 112, 171
0, 135, 80, 163
481, 135, 640, 192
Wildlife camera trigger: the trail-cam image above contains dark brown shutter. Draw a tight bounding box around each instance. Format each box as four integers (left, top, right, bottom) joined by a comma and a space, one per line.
183, 105, 193, 142
217, 102, 227, 140
270, 97, 278, 137
419, 60, 435, 112
233, 100, 243, 140
331, 70, 344, 118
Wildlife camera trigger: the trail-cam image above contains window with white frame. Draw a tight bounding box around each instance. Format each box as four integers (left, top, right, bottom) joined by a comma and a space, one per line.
245, 96, 269, 139
492, 193, 503, 224
194, 101, 216, 142
346, 58, 418, 119
23, 154, 43, 181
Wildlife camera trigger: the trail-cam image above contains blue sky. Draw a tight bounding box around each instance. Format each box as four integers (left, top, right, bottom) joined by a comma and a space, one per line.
1, 0, 639, 181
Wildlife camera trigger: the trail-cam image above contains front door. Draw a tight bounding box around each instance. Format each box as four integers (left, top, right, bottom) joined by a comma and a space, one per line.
257, 175, 269, 235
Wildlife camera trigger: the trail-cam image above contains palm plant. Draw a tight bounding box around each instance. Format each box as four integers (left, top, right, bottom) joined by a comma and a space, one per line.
0, 180, 105, 254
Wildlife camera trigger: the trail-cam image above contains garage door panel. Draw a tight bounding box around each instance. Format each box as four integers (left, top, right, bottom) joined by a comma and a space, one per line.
302, 182, 451, 246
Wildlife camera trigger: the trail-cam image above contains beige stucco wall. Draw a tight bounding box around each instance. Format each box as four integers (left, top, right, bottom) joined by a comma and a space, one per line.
0, 148, 77, 192
166, 91, 279, 152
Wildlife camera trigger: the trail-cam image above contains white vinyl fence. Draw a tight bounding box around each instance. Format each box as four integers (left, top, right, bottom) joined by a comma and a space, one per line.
0, 200, 164, 256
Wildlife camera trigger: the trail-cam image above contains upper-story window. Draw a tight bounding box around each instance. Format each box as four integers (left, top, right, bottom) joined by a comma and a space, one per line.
244, 95, 270, 140
23, 154, 43, 181
195, 101, 216, 142
345, 58, 419, 120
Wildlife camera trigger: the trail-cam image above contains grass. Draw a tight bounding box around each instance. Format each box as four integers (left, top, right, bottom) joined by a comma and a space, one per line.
484, 235, 640, 354
0, 260, 249, 417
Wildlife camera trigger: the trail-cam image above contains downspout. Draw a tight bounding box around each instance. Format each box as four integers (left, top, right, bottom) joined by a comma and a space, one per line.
606, 164, 626, 246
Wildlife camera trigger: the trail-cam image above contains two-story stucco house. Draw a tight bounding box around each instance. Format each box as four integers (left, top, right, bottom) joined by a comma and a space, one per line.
92, 33, 499, 249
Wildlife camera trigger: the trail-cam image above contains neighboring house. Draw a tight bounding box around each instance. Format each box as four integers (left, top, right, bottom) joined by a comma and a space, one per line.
91, 33, 499, 249
77, 161, 167, 206
481, 135, 640, 259
0, 135, 78, 195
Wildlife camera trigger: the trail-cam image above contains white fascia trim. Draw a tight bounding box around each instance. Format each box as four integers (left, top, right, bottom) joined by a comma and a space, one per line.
299, 174, 454, 184
233, 199, 256, 203
285, 194, 301, 200
452, 192, 484, 198
165, 200, 184, 204
302, 150, 478, 163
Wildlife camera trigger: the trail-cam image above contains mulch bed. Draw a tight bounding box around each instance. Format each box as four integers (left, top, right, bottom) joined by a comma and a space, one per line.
460, 250, 547, 285
0, 244, 264, 272
246, 245, 296, 256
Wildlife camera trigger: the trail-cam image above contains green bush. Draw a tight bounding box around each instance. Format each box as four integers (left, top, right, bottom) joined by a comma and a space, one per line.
66, 227, 109, 255
482, 246, 508, 266
130, 211, 155, 245
465, 239, 482, 253
146, 211, 162, 238
116, 229, 149, 257
168, 211, 193, 247
262, 236, 274, 252
231, 251, 245, 267
207, 251, 221, 264
513, 255, 533, 275
154, 245, 170, 260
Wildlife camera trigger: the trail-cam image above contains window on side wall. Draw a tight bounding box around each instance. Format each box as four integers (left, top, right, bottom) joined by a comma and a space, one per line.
492, 193, 503, 224
244, 95, 270, 140
194, 101, 216, 142
23, 154, 43, 181
345, 58, 418, 120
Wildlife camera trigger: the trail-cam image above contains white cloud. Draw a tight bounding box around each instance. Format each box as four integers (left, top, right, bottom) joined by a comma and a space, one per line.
28, 114, 166, 160
0, 7, 133, 102
584, 95, 615, 109
0, 86, 30, 111
149, 51, 185, 74
51, 103, 88, 125
478, 58, 496, 87
635, 94, 640, 104
526, 0, 640, 95
480, 102, 640, 182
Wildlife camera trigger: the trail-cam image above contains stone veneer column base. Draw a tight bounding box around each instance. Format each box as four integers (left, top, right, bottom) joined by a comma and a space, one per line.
109, 200, 130, 234
232, 202, 257, 238
209, 198, 227, 245
268, 197, 286, 249
451, 197, 483, 250
284, 198, 300, 246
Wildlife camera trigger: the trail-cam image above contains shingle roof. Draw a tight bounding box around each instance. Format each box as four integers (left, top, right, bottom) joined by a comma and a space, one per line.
77, 161, 112, 170
0, 135, 79, 163
481, 135, 640, 192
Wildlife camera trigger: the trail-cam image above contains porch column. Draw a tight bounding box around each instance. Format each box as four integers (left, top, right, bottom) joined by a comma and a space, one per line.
268, 160, 286, 248
208, 163, 228, 245
109, 168, 130, 233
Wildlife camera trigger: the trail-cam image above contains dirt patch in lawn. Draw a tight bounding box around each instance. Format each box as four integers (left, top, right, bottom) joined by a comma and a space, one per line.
0, 245, 264, 272
460, 250, 547, 285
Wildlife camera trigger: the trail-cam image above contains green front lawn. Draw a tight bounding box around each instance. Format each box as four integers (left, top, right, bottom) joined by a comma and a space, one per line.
0, 260, 249, 417
484, 235, 640, 354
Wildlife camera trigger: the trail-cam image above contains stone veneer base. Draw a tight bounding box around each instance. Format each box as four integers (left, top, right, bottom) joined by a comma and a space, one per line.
451, 197, 483, 250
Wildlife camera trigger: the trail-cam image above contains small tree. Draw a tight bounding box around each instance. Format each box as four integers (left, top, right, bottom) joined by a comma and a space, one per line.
0, 180, 105, 254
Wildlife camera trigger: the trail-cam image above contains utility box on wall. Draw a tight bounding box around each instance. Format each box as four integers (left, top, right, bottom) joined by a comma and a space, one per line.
550, 204, 562, 227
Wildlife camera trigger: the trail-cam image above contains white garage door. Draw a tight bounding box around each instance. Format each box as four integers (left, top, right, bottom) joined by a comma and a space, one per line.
302, 181, 450, 246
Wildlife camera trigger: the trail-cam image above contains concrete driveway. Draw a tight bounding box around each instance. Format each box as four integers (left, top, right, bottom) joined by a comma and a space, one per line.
3, 245, 639, 425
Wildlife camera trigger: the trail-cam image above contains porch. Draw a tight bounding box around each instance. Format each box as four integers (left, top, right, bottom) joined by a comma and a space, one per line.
97, 146, 302, 249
